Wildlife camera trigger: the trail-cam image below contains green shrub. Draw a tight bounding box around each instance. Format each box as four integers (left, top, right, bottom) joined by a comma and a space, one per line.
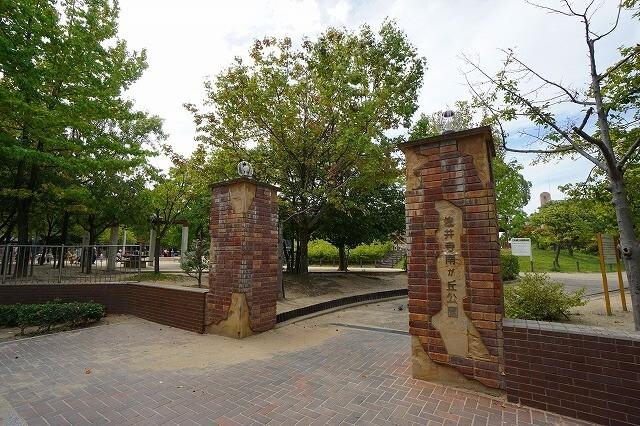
500, 251, 520, 281
308, 240, 339, 263
0, 304, 19, 327
396, 256, 407, 271
307, 240, 394, 264
504, 273, 586, 321
349, 241, 393, 262
0, 301, 105, 335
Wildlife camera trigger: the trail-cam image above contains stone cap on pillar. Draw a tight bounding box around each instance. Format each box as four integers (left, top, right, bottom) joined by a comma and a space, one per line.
209, 176, 279, 191
398, 125, 496, 158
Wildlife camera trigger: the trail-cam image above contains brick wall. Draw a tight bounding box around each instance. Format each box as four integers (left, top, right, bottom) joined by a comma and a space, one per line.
208, 178, 279, 332
0, 283, 208, 334
504, 318, 640, 425
128, 284, 207, 333
402, 127, 503, 389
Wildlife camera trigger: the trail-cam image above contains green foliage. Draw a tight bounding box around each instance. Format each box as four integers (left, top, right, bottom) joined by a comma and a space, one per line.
500, 251, 520, 281
180, 232, 210, 287
189, 21, 425, 274
350, 241, 394, 262
515, 247, 604, 273
0, 0, 163, 246
0, 305, 19, 327
504, 273, 586, 321
315, 184, 405, 268
307, 239, 393, 263
0, 301, 104, 334
134, 272, 188, 282
397, 256, 407, 271
529, 200, 615, 258
308, 240, 339, 262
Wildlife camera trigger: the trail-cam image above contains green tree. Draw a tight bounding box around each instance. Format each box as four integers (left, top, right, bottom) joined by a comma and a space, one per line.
188, 22, 426, 275
315, 184, 405, 271
529, 200, 611, 268
465, 1, 640, 328
0, 0, 155, 275
180, 230, 209, 288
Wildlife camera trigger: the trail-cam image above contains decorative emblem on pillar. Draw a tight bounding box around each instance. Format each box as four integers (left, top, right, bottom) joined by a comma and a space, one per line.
237, 161, 253, 178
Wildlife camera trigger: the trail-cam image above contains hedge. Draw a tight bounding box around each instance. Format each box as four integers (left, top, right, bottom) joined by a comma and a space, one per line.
500, 251, 520, 281
0, 300, 105, 335
307, 239, 394, 263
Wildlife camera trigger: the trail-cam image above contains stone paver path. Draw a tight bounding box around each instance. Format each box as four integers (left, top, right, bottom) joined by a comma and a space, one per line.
0, 318, 590, 425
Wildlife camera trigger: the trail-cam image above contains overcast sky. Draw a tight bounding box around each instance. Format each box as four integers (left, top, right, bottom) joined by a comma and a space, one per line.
117, 0, 639, 213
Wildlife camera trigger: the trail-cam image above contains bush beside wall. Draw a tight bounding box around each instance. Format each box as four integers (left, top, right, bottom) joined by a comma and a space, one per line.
0, 300, 105, 334
501, 251, 520, 281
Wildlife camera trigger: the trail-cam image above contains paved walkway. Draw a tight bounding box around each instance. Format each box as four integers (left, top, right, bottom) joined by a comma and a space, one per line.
0, 318, 589, 425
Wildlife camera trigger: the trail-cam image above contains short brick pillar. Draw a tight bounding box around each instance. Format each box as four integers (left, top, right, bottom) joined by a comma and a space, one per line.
206, 177, 279, 338
400, 126, 504, 392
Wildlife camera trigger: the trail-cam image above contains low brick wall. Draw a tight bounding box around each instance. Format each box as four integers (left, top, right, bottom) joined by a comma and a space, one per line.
0, 283, 208, 333
128, 283, 207, 333
504, 318, 640, 425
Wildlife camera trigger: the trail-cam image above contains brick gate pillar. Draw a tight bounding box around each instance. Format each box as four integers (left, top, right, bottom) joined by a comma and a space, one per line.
400, 126, 504, 392
206, 177, 279, 338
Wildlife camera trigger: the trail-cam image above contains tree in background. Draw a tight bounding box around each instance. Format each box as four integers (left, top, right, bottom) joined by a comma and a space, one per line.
315, 185, 405, 271
465, 1, 640, 329
529, 200, 614, 268
188, 22, 426, 275
409, 101, 532, 239
0, 0, 161, 274
180, 229, 209, 288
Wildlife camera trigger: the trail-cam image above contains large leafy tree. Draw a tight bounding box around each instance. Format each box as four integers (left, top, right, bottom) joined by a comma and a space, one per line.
464, 0, 640, 328
188, 22, 425, 275
315, 184, 405, 271
0, 0, 157, 274
409, 101, 532, 239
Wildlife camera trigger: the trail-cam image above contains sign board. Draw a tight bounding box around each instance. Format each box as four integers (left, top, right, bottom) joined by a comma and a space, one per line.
510, 238, 532, 258
600, 234, 617, 265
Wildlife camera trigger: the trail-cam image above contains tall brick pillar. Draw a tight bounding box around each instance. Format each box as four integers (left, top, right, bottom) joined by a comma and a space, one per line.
400, 126, 504, 392
207, 177, 279, 338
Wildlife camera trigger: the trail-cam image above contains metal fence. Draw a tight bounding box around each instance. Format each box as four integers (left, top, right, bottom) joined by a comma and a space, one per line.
0, 244, 148, 284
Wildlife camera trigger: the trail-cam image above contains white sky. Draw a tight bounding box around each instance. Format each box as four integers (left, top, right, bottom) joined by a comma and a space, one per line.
117, 0, 639, 213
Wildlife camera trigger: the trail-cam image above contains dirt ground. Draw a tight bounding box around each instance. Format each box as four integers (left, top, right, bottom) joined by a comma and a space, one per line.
568, 292, 635, 332
279, 272, 406, 311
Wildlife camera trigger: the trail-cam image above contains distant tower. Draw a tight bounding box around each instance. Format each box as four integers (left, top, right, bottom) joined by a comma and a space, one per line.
540, 192, 551, 207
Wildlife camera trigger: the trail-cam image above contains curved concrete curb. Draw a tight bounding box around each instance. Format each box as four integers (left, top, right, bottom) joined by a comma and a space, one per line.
275, 288, 408, 326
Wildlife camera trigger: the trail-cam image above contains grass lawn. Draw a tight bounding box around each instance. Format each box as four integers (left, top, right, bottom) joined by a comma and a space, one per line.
133, 272, 191, 282
511, 247, 619, 273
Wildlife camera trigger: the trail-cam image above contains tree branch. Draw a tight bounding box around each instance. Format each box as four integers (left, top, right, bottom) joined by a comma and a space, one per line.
591, 1, 622, 42
464, 70, 573, 155
505, 50, 595, 106
598, 44, 640, 82
463, 55, 607, 170
525, 1, 573, 16
618, 136, 640, 170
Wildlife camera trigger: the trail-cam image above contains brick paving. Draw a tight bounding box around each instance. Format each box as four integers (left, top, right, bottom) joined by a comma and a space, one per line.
0, 319, 591, 425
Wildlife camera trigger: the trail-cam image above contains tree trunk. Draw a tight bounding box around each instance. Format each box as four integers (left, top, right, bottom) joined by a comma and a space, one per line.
338, 244, 348, 272
297, 229, 309, 276
610, 177, 640, 330
554, 244, 561, 268
154, 232, 161, 273
15, 199, 31, 277
568, 244, 574, 257
85, 222, 96, 275
294, 238, 300, 274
